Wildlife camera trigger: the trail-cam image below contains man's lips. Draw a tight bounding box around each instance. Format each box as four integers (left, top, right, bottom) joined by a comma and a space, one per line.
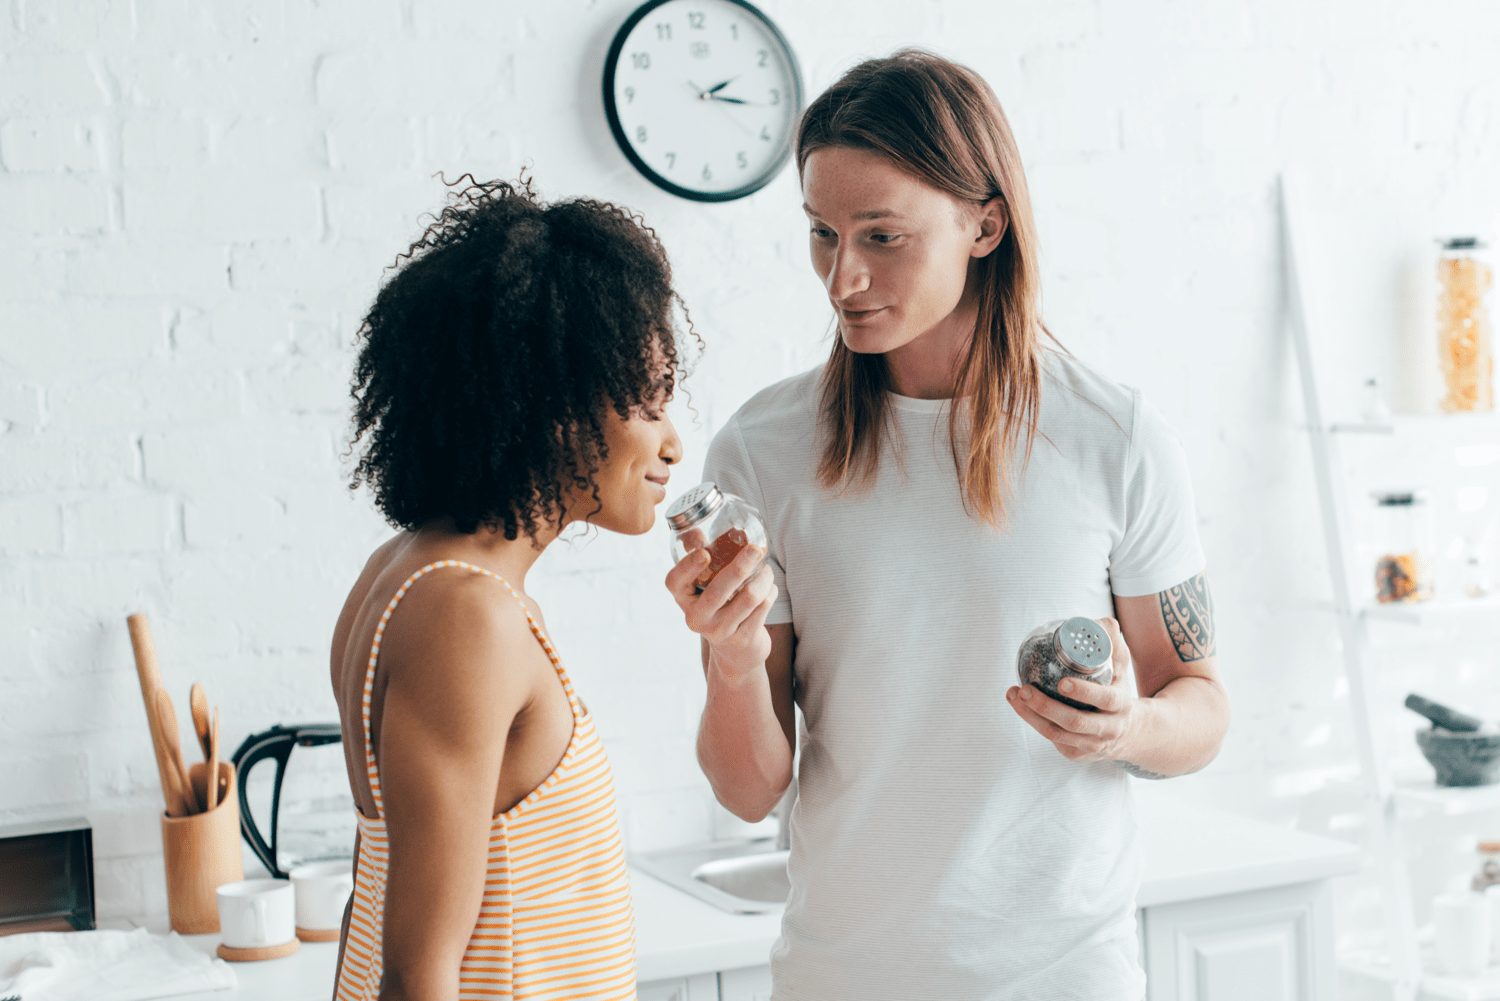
838, 305, 887, 321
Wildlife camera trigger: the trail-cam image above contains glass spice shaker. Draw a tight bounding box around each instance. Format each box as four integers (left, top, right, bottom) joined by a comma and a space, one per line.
1436, 237, 1495, 413
665, 482, 768, 594
1370, 491, 1435, 604
1016, 617, 1114, 713
1472, 841, 1500, 892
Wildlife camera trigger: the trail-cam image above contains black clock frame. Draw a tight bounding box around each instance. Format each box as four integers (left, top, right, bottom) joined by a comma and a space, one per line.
602, 0, 804, 203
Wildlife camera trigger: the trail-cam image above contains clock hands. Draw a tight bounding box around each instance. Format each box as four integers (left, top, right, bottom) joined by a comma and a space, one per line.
688, 78, 760, 106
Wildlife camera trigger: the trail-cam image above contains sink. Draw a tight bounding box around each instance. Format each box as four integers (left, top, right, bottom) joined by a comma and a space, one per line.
632, 838, 790, 914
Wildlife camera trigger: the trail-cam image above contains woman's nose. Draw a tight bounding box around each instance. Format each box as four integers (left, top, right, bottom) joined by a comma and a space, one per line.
826, 246, 869, 300
659, 414, 683, 465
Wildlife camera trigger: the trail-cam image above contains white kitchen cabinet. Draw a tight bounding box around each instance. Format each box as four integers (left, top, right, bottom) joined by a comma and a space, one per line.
717, 964, 774, 1001
638, 972, 720, 1001
1142, 879, 1338, 1001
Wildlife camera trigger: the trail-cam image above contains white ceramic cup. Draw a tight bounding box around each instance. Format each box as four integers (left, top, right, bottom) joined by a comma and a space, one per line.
1485, 884, 1500, 959
290, 860, 355, 932
216, 878, 296, 949
1433, 891, 1491, 976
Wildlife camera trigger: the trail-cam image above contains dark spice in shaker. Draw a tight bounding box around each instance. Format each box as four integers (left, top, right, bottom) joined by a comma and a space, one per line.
1017, 617, 1113, 712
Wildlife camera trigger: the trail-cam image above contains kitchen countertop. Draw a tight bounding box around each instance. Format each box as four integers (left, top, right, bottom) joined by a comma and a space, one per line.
128, 800, 1360, 998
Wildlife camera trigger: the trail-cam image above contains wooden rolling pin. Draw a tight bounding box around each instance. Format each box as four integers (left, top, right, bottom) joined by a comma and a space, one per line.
128, 613, 192, 817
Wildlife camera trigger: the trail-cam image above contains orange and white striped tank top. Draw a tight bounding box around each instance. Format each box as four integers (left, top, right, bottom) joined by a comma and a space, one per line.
335, 560, 637, 1001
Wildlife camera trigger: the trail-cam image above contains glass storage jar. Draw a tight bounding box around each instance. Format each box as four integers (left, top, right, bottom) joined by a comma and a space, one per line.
1016, 617, 1113, 712
1371, 491, 1434, 604
665, 482, 767, 593
1436, 237, 1495, 413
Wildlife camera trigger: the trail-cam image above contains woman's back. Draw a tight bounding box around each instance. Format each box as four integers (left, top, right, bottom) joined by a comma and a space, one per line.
329, 536, 637, 1000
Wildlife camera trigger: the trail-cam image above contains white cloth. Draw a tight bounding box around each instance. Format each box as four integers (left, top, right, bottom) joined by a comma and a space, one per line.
0, 928, 236, 1001
703, 351, 1204, 1001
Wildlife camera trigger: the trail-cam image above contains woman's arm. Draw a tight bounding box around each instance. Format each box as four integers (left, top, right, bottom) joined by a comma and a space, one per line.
667, 545, 792, 821
371, 578, 534, 1000
1007, 573, 1230, 778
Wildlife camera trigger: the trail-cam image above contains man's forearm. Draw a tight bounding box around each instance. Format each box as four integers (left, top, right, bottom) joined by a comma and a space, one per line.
697, 654, 794, 821
1111, 675, 1230, 779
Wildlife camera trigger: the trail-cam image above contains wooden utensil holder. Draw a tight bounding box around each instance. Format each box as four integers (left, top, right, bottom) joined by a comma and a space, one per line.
161, 762, 243, 933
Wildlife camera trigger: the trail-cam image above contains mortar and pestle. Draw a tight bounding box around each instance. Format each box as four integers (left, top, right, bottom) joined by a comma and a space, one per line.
1406, 694, 1500, 787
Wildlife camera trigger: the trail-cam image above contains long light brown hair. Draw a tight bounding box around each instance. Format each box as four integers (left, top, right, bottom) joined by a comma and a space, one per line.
797, 50, 1048, 529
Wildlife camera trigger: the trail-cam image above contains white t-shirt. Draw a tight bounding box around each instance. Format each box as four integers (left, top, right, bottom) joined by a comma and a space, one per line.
702, 350, 1205, 1001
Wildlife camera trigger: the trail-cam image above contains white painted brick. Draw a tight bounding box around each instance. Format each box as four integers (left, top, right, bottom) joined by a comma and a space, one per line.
88, 803, 165, 860
114, 51, 312, 114
0, 247, 68, 299
64, 242, 229, 298
0, 117, 108, 173
182, 488, 285, 549
0, 499, 63, 555
621, 787, 713, 854
0, 52, 110, 113
315, 47, 515, 113
241, 358, 350, 418
122, 174, 321, 239
121, 115, 210, 172
2, 431, 139, 492
0, 368, 43, 429
228, 239, 385, 296
48, 366, 243, 430
0, 300, 166, 381
0, 174, 113, 237
18, 0, 134, 43
322, 177, 443, 244
211, 116, 327, 173
0, 751, 89, 810
142, 423, 332, 492
131, 0, 289, 47
63, 493, 174, 556
326, 116, 422, 172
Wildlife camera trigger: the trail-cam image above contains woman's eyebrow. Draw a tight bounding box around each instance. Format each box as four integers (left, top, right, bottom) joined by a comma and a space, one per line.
801, 204, 902, 221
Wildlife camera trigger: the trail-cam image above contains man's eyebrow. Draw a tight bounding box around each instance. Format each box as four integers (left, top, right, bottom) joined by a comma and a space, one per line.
801, 203, 902, 221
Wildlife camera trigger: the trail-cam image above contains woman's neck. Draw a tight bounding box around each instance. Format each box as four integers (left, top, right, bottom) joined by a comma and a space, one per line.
413, 518, 554, 589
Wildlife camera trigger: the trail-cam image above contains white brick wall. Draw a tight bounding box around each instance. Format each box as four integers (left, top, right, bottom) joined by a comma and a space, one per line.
3, 0, 1500, 954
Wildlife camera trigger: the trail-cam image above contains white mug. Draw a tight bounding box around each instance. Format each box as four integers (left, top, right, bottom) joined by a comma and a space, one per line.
290, 860, 355, 932
1433, 891, 1491, 976
216, 878, 296, 949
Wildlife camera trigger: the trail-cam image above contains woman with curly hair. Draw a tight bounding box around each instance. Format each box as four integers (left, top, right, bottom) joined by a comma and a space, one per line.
329, 178, 687, 1001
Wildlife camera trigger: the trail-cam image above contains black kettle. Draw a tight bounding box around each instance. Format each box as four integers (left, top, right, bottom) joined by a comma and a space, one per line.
231, 722, 349, 879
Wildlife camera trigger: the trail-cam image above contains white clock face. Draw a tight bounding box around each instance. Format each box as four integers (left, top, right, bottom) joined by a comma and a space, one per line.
605, 0, 802, 201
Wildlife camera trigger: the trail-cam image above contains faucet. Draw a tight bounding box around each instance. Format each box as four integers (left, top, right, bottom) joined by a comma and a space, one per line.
772, 779, 796, 851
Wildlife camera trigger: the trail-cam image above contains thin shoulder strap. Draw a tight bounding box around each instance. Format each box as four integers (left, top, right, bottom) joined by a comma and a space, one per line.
361, 560, 579, 819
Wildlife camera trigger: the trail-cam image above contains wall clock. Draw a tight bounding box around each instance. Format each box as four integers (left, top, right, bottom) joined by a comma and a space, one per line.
603, 0, 804, 203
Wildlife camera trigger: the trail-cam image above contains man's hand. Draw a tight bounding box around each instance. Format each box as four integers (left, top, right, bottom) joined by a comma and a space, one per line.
1006, 617, 1140, 764
666, 541, 777, 685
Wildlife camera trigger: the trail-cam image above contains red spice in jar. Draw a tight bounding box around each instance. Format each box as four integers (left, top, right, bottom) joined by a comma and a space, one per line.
695, 528, 748, 590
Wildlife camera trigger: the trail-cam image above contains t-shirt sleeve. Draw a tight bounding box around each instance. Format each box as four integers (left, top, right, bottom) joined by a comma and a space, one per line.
1108, 392, 1206, 596
702, 417, 793, 625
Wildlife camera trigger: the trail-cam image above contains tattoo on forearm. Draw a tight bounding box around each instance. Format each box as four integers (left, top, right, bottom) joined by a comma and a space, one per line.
1113, 759, 1169, 780
1159, 573, 1215, 662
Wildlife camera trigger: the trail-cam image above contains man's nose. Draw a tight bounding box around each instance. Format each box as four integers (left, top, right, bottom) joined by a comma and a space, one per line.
826, 245, 870, 301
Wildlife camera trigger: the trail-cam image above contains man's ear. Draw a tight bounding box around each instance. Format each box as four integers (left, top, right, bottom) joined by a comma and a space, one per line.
971, 197, 1008, 258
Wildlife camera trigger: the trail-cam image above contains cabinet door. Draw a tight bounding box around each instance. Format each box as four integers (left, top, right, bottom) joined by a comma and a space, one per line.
1142, 880, 1335, 1001
718, 964, 774, 1001
639, 973, 719, 1001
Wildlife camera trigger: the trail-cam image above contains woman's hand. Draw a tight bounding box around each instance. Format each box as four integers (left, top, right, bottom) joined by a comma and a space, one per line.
665, 541, 778, 683
1006, 617, 1139, 763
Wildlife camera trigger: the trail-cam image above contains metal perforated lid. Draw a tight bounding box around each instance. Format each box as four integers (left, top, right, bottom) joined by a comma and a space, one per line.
665, 482, 725, 531
1053, 617, 1112, 673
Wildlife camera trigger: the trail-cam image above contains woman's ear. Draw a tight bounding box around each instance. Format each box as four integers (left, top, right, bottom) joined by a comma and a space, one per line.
971, 197, 1009, 258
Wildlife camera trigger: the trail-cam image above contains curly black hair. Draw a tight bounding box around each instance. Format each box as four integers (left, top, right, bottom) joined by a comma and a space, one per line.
348, 176, 691, 539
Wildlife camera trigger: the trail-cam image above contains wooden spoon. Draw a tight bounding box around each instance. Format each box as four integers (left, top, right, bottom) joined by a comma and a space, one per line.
155, 689, 200, 816
207, 706, 221, 810
189, 684, 212, 762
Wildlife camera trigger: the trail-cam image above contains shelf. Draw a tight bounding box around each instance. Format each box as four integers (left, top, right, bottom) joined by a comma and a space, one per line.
1394, 780, 1500, 816
1361, 594, 1500, 625
1330, 412, 1500, 436
1343, 945, 1500, 1001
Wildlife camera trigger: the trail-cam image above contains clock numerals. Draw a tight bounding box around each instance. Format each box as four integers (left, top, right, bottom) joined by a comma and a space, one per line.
729, 23, 738, 40
665, 152, 676, 169
688, 11, 704, 28
631, 51, 650, 70
624, 86, 634, 103
760, 125, 771, 141
757, 49, 768, 67
637, 126, 648, 143
702, 163, 713, 181
656, 22, 671, 39
736, 151, 747, 168
769, 88, 779, 106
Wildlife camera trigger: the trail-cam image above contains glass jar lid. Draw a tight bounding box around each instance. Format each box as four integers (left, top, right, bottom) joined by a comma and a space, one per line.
1439, 236, 1486, 251
1372, 491, 1428, 507
1054, 617, 1111, 672
665, 482, 725, 530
